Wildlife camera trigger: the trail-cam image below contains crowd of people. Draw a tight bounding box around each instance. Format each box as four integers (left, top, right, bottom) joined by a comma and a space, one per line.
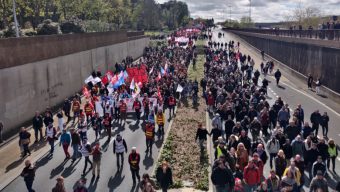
199, 35, 339, 192
18, 32, 203, 192
14, 28, 340, 192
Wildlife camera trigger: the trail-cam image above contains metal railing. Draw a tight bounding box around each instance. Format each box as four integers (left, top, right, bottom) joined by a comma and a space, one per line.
224, 28, 340, 41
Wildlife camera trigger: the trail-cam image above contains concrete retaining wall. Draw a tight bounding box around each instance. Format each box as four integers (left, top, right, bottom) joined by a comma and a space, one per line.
228, 30, 340, 95
0, 36, 149, 137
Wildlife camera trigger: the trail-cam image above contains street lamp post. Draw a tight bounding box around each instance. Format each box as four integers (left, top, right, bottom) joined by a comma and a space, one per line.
12, 0, 19, 37
249, 0, 252, 23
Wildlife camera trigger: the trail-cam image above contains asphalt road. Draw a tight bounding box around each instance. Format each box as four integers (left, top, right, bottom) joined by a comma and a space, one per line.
2, 110, 172, 192
208, 28, 340, 191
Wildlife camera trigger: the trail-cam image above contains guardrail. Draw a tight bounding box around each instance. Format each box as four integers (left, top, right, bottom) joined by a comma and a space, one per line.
223, 28, 340, 41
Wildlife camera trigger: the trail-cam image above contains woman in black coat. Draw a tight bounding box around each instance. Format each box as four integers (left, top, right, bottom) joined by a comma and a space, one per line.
156, 161, 173, 192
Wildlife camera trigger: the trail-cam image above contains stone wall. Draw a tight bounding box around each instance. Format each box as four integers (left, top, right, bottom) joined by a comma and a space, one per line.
0, 33, 149, 137
229, 30, 340, 94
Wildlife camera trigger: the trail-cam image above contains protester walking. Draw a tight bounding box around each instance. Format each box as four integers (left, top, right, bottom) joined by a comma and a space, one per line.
211, 160, 234, 192
92, 141, 102, 178
156, 161, 173, 192
144, 120, 155, 155
46, 123, 57, 156
19, 127, 31, 157
0, 121, 3, 143
113, 134, 128, 170
20, 160, 36, 192
52, 176, 66, 192
80, 139, 92, 176
307, 73, 313, 89
128, 147, 141, 184
59, 128, 71, 160
327, 139, 338, 172
70, 128, 81, 163
32, 111, 44, 143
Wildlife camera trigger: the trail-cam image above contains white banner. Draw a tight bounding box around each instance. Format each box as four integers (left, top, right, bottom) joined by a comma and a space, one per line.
122, 97, 157, 113
176, 84, 184, 92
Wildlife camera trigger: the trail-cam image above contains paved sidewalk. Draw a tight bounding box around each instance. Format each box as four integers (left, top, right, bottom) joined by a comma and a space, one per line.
0, 101, 83, 190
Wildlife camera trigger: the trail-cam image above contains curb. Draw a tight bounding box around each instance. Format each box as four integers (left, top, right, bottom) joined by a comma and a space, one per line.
205, 112, 214, 192
151, 107, 177, 175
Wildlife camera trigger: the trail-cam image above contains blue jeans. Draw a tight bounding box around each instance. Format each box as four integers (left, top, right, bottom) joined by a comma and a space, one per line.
72, 144, 80, 160
79, 131, 87, 141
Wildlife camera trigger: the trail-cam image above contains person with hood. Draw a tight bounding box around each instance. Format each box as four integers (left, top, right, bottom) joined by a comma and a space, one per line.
291, 135, 304, 158
211, 160, 234, 192
156, 161, 173, 192
212, 113, 222, 130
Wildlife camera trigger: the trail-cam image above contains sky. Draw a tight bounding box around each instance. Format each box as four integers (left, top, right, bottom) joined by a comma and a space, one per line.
155, 0, 340, 23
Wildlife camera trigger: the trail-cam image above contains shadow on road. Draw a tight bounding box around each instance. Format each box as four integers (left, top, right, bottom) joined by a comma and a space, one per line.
108, 170, 125, 192
61, 159, 80, 178
5, 158, 24, 173
50, 159, 68, 179
143, 153, 154, 170
128, 122, 140, 132
88, 176, 99, 192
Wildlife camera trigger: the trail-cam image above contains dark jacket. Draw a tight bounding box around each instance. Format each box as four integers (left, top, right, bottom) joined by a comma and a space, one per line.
32, 116, 43, 129
195, 128, 209, 141
310, 112, 321, 125
211, 166, 234, 189
71, 132, 81, 145
156, 166, 173, 189
43, 116, 54, 127
21, 165, 36, 181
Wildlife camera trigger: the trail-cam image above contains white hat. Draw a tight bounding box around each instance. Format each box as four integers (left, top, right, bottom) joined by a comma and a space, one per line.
131, 147, 137, 150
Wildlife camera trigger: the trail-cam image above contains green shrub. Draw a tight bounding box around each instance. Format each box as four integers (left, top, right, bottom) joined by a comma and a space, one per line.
3, 22, 22, 37
22, 28, 37, 36
37, 19, 61, 35
60, 18, 85, 34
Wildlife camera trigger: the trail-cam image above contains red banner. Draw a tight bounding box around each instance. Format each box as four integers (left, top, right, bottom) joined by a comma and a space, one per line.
126, 64, 148, 84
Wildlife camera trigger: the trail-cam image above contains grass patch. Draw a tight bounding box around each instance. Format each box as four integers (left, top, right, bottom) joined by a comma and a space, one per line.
188, 54, 205, 82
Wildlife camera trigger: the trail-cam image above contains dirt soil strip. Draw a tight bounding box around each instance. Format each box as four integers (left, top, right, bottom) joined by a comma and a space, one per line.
156, 44, 209, 191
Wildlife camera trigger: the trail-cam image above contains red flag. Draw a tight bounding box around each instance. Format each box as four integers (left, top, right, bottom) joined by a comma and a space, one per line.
156, 72, 161, 81
157, 87, 163, 102
101, 76, 108, 85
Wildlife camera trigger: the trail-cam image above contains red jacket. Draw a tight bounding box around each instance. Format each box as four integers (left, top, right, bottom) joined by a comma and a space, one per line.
133, 101, 141, 111
207, 95, 214, 105
243, 166, 260, 185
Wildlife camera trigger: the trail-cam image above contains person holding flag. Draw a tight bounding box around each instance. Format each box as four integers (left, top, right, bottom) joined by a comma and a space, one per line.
133, 97, 142, 120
